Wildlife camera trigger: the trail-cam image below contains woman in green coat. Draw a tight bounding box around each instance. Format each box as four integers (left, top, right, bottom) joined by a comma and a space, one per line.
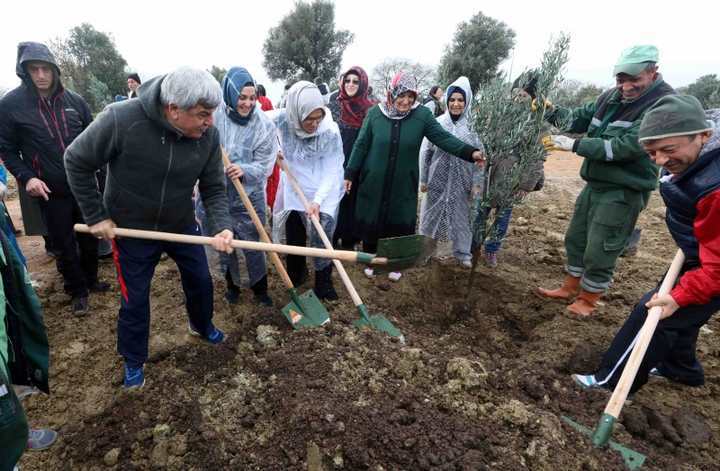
344, 71, 484, 280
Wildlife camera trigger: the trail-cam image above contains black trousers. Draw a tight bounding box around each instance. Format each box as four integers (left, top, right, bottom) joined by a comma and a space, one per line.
595, 281, 720, 393
40, 195, 98, 297
285, 211, 307, 284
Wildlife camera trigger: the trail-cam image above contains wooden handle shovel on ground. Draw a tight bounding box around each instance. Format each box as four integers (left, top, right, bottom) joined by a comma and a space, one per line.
562, 248, 686, 470
278, 158, 404, 342
221, 148, 330, 329
74, 225, 388, 265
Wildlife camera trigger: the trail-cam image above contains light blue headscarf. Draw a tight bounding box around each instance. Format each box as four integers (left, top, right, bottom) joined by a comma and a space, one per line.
222, 67, 255, 126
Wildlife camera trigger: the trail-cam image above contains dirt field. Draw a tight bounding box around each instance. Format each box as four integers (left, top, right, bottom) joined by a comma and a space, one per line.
10, 152, 720, 470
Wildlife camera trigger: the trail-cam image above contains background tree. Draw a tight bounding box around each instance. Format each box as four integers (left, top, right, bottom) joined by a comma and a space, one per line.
262, 0, 353, 84
208, 65, 227, 84
49, 23, 128, 112
553, 79, 604, 108
370, 58, 437, 99
678, 74, 720, 108
438, 12, 515, 92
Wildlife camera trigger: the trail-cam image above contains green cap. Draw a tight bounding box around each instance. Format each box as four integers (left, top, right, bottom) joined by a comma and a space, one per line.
639, 95, 713, 142
613, 45, 659, 76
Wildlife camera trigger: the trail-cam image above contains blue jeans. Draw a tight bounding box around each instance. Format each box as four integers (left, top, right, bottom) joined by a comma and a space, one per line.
481, 207, 513, 254
113, 224, 214, 367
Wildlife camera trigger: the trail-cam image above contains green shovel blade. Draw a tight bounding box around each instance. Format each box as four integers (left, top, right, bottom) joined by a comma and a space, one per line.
281, 289, 330, 330
561, 416, 646, 470
352, 304, 404, 343
377, 235, 436, 271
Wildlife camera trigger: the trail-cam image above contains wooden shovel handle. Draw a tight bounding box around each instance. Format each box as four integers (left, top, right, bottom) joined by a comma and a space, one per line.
221, 148, 294, 288
604, 248, 686, 418
278, 158, 364, 307
74, 224, 387, 265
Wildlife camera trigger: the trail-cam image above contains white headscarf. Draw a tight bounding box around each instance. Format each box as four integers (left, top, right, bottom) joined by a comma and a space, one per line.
286, 81, 326, 139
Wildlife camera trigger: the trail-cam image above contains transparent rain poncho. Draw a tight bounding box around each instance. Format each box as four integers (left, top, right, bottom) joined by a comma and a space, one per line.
270, 101, 344, 271
419, 76, 484, 261
196, 104, 277, 287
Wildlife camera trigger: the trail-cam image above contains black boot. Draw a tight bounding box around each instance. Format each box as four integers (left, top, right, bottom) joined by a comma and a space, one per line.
224, 270, 240, 305
251, 275, 273, 307
314, 265, 338, 301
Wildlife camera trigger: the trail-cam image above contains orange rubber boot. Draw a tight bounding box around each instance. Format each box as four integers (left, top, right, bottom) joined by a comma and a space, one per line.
567, 290, 603, 318
536, 275, 580, 301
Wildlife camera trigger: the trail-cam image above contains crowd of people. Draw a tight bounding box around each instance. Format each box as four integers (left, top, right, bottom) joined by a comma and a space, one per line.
1, 39, 719, 469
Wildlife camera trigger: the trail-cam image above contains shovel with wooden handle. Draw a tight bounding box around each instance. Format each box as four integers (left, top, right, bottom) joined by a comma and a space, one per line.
562, 248, 686, 470
74, 225, 388, 265
220, 148, 330, 329
278, 158, 404, 342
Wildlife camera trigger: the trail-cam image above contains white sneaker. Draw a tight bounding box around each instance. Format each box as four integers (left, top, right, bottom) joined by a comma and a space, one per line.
388, 272, 402, 282
461, 259, 472, 268
363, 268, 375, 279
12, 384, 40, 400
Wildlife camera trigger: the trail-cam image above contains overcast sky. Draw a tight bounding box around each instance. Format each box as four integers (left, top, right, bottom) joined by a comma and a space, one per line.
1, 0, 718, 103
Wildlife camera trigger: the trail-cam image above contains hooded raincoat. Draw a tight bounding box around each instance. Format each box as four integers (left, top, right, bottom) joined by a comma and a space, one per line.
419, 77, 483, 261
272, 82, 344, 270
200, 67, 278, 287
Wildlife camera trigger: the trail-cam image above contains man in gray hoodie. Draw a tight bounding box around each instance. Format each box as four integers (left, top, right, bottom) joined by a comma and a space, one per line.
65, 67, 234, 389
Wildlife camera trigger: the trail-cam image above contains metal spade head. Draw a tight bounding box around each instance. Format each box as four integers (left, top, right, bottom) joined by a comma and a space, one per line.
281, 289, 330, 329
352, 304, 405, 343
561, 416, 646, 470
376, 235, 436, 271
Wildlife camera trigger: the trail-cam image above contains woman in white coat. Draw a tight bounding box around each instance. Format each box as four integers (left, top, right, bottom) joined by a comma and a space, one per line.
272, 81, 345, 300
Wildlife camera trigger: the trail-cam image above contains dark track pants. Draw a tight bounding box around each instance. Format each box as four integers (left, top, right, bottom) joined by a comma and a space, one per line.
112, 224, 214, 368
595, 282, 720, 394
40, 195, 98, 297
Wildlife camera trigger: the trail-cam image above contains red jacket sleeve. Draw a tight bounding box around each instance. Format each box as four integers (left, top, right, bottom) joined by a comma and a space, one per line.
671, 189, 720, 306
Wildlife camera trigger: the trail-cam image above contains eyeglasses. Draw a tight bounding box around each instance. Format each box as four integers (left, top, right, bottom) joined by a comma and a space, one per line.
344, 78, 360, 85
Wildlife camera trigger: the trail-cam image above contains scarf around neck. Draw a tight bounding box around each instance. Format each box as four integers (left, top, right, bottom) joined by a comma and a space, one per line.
338, 66, 375, 128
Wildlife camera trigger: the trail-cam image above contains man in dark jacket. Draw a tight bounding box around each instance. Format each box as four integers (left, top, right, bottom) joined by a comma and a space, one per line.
573, 95, 720, 395
537, 45, 675, 317
0, 42, 107, 315
65, 67, 234, 389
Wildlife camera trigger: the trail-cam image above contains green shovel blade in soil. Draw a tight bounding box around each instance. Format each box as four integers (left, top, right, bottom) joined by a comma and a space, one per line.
281, 288, 330, 329
561, 416, 645, 470
376, 235, 436, 271
352, 304, 405, 343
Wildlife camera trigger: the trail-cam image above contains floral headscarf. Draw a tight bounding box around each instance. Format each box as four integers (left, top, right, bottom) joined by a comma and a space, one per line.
379, 71, 419, 120
338, 66, 375, 128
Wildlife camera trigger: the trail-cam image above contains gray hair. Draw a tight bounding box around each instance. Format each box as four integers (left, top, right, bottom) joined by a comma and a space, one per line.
160, 67, 222, 110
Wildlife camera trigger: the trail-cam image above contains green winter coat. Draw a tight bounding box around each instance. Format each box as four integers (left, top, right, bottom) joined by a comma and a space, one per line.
346, 105, 476, 243
547, 77, 675, 192
0, 224, 50, 470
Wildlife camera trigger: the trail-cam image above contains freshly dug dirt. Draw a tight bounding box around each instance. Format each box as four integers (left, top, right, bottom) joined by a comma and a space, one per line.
11, 153, 720, 470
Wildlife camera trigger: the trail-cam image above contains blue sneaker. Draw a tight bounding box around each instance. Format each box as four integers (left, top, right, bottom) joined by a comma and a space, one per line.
123, 364, 145, 389
188, 323, 225, 345
571, 373, 601, 390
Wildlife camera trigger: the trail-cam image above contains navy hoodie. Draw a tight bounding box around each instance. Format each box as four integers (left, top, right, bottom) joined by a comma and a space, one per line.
0, 42, 92, 195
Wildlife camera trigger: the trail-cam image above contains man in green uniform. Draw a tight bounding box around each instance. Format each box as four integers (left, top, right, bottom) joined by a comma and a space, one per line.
537, 45, 675, 317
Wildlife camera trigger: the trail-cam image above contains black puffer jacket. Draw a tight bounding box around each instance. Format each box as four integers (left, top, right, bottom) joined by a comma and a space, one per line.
64, 75, 232, 236
0, 42, 92, 195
